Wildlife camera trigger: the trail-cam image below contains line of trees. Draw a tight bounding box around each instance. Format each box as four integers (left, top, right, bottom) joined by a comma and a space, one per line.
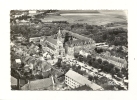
74, 53, 128, 79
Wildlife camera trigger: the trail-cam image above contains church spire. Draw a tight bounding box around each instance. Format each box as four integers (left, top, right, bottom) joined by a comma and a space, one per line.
57, 27, 62, 40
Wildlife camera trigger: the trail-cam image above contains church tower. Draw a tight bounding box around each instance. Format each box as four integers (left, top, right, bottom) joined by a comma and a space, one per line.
57, 27, 65, 57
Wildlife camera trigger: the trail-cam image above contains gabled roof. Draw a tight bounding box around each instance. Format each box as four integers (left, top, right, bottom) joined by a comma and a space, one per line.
21, 78, 53, 90
11, 76, 17, 86
46, 37, 57, 45
62, 30, 93, 41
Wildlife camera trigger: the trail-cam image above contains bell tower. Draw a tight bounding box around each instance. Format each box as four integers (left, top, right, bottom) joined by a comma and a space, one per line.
57, 27, 65, 57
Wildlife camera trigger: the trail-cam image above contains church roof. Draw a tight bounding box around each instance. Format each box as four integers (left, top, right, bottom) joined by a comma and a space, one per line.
46, 37, 57, 45
62, 30, 91, 41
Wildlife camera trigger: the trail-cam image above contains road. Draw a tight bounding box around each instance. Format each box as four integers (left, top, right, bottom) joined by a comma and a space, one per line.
64, 56, 127, 90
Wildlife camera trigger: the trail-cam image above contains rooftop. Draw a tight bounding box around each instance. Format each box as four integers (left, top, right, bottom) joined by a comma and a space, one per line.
15, 59, 21, 64
46, 37, 57, 45
11, 76, 17, 86
21, 77, 53, 90
62, 30, 93, 41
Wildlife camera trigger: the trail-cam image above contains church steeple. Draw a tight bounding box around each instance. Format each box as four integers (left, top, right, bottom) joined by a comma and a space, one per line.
56, 27, 65, 57
57, 27, 62, 40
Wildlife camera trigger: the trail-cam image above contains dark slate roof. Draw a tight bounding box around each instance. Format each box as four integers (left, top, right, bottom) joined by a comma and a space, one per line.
46, 37, 57, 45
47, 44, 56, 50
62, 30, 91, 41
71, 40, 84, 45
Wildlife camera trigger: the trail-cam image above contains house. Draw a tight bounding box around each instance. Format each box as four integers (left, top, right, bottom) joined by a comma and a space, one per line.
11, 76, 17, 86
29, 37, 41, 43
21, 77, 53, 90
40, 61, 52, 72
15, 59, 21, 64
65, 70, 103, 90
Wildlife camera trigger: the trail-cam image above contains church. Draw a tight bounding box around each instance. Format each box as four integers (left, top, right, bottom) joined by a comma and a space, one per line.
40, 28, 95, 58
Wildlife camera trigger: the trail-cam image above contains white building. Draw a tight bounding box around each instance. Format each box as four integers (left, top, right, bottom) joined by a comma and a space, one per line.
65, 70, 103, 90
29, 10, 37, 14
15, 59, 21, 64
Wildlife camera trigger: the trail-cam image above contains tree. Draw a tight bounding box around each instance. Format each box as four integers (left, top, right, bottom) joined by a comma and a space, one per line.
102, 33, 107, 40
63, 32, 69, 46
78, 55, 84, 62
102, 61, 109, 72
92, 60, 99, 68
110, 67, 116, 77
98, 64, 103, 70
102, 61, 109, 66
88, 75, 93, 81
74, 53, 79, 59
83, 56, 87, 63
88, 59, 92, 66
115, 68, 120, 73
97, 58, 102, 64
117, 71, 123, 78
56, 58, 62, 67
77, 65, 81, 70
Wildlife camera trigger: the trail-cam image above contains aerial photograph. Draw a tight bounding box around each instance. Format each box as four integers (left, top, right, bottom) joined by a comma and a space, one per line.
10, 10, 128, 90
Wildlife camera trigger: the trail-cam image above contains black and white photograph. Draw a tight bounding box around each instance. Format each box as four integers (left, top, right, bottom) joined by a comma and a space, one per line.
10, 10, 128, 91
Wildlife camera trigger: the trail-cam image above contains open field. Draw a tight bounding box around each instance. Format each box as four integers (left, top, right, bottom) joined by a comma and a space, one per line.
41, 10, 127, 26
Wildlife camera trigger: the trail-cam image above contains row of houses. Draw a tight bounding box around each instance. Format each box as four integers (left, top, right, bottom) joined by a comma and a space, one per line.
20, 69, 103, 90
96, 53, 127, 69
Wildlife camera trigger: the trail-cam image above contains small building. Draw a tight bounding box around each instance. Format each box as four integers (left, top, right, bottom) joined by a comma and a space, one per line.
29, 10, 37, 14
65, 70, 103, 90
29, 37, 41, 43
15, 59, 21, 64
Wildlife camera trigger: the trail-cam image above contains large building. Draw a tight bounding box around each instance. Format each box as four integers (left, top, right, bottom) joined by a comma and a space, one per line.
40, 28, 95, 58
65, 70, 103, 90
40, 28, 65, 58
96, 52, 127, 69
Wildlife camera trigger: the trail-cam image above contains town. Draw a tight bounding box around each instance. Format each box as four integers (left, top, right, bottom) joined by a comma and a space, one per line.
10, 10, 128, 90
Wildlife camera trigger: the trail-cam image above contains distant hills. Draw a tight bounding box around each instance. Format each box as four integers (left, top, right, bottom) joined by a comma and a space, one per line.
57, 10, 100, 14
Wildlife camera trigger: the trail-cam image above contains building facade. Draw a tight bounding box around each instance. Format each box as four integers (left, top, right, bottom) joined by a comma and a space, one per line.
40, 28, 95, 58
65, 70, 103, 90
96, 52, 127, 69
40, 28, 65, 58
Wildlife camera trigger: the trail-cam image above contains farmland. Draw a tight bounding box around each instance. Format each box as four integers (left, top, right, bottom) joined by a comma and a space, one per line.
41, 10, 127, 27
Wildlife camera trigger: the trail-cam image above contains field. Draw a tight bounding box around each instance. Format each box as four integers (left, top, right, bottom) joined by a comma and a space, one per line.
41, 10, 127, 26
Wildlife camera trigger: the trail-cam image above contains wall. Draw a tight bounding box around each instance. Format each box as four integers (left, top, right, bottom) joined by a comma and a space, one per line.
65, 75, 82, 89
